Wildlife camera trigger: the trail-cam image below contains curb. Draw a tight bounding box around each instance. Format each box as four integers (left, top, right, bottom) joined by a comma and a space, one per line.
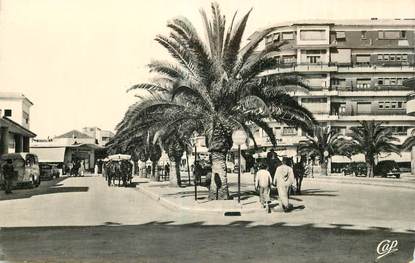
138, 185, 244, 215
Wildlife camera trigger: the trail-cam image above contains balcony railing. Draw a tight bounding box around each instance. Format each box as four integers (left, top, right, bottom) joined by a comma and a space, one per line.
269, 62, 415, 71
329, 85, 414, 92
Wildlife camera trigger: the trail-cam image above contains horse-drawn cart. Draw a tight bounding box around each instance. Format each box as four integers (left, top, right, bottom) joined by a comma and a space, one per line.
105, 154, 134, 187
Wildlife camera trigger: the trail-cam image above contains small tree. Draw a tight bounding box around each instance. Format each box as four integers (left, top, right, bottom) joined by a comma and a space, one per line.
298, 125, 343, 176
340, 121, 400, 177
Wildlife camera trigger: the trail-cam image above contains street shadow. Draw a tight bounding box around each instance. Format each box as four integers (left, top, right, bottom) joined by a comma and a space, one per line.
298, 189, 338, 197
229, 190, 258, 201
0, 177, 88, 201
163, 190, 209, 199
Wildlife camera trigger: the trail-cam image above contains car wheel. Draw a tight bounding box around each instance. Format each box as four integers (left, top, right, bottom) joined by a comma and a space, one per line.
396, 174, 400, 179
35, 176, 41, 187
30, 175, 35, 188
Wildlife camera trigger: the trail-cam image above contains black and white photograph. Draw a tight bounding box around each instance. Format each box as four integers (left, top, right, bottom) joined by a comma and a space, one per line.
0, 0, 414, 262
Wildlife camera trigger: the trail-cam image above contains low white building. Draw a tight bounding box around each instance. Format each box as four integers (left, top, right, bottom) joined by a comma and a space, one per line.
31, 129, 103, 171
0, 92, 36, 155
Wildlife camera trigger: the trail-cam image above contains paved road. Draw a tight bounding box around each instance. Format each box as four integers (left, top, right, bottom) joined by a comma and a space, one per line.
1, 223, 414, 263
0, 175, 414, 262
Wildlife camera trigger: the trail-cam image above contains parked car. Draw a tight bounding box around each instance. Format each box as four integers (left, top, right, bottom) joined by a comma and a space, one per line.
0, 153, 41, 189
374, 160, 400, 178
39, 163, 60, 180
343, 162, 367, 177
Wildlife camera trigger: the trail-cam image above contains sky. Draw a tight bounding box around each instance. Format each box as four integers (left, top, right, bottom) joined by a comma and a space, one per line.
0, 0, 414, 138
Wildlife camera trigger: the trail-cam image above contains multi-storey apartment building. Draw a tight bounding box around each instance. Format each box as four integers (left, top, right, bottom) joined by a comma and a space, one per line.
249, 19, 415, 168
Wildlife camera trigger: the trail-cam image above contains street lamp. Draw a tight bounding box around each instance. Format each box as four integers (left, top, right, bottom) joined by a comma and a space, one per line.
232, 129, 247, 203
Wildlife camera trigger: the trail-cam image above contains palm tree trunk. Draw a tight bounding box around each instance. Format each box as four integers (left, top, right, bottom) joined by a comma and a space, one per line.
151, 162, 158, 181
320, 161, 327, 176
327, 158, 331, 176
367, 162, 374, 177
208, 151, 229, 200
169, 159, 181, 187
138, 161, 145, 178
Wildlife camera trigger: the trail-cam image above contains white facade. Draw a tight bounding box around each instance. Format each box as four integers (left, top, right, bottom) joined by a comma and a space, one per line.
0, 92, 33, 130
82, 127, 114, 146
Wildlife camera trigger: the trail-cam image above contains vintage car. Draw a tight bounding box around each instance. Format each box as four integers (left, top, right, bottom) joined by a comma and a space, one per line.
0, 153, 41, 189
39, 163, 60, 180
374, 160, 401, 178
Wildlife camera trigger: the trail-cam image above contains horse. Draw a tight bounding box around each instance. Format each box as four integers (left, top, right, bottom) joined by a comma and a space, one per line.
120, 160, 132, 187
293, 158, 306, 195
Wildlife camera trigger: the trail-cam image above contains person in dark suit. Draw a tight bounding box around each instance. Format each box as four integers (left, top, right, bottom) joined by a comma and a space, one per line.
266, 148, 279, 179
2, 159, 15, 194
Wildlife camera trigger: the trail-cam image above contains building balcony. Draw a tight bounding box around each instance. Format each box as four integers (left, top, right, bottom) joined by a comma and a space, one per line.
331, 85, 414, 93
337, 63, 415, 73
334, 114, 415, 121
261, 63, 337, 75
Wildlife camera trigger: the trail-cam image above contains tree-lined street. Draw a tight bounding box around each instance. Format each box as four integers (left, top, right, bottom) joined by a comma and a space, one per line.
0, 175, 414, 262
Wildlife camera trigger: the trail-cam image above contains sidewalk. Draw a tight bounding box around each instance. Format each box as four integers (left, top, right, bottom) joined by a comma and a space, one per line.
136, 176, 258, 215
136, 173, 415, 231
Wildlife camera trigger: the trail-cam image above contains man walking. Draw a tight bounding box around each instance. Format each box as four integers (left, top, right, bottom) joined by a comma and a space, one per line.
255, 163, 273, 212
2, 159, 15, 194
266, 148, 279, 180
273, 157, 295, 212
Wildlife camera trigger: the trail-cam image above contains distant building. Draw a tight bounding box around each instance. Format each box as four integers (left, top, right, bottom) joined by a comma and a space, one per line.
82, 127, 114, 146
0, 92, 36, 155
31, 129, 103, 171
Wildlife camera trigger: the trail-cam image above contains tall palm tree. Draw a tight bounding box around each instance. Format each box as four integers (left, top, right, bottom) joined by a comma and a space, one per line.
124, 3, 316, 200
298, 125, 343, 176
340, 121, 400, 177
399, 134, 415, 175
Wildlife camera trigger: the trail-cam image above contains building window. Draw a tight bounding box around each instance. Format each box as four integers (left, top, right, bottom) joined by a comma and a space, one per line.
378, 31, 384, 39
4, 109, 12, 117
379, 31, 400, 39
282, 32, 294, 40
401, 31, 406, 38
282, 127, 297, 135
300, 30, 326, 40
389, 126, 407, 135
356, 79, 371, 89
378, 79, 384, 85
302, 98, 327, 103
23, 111, 29, 124
379, 101, 405, 110
282, 55, 296, 64
377, 54, 383, 61
361, 31, 367, 39
336, 31, 346, 40
356, 55, 371, 65
357, 102, 372, 115
265, 33, 280, 44
307, 56, 321, 64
